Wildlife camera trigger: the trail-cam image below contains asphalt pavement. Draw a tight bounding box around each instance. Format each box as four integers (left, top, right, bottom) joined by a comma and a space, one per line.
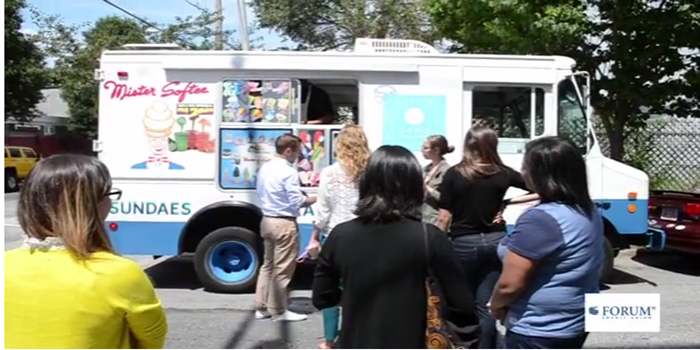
4, 192, 700, 348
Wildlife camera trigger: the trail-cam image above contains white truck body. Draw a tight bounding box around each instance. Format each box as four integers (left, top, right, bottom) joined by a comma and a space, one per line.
97, 39, 655, 292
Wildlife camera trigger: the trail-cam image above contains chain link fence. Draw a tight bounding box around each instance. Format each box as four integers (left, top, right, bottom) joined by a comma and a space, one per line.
596, 116, 700, 192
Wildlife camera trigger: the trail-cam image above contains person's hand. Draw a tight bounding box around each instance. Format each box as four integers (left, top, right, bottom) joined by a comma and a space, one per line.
492, 210, 504, 224
488, 302, 507, 323
306, 195, 317, 205
305, 239, 322, 260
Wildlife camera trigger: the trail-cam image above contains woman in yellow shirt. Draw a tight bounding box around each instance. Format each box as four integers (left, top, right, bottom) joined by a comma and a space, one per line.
5, 154, 168, 349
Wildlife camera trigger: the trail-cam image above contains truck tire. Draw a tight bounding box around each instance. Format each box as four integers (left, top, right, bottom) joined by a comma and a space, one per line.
601, 237, 615, 283
5, 170, 19, 193
194, 226, 261, 293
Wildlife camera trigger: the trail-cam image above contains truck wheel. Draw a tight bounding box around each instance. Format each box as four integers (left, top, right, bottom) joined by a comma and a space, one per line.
5, 170, 19, 192
601, 237, 615, 283
194, 226, 261, 293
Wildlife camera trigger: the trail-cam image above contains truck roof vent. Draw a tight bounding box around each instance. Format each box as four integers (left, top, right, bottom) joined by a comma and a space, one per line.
353, 38, 439, 54
121, 43, 183, 50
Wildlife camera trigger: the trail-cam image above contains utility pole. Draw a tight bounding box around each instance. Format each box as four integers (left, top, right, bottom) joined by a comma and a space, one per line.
214, 0, 223, 50
237, 0, 250, 50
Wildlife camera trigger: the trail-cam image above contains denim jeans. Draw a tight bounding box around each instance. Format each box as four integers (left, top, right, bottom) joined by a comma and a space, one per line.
451, 231, 505, 349
322, 306, 340, 342
505, 331, 589, 349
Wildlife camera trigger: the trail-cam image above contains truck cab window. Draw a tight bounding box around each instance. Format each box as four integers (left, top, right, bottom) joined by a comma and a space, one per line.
557, 79, 588, 152
472, 86, 545, 138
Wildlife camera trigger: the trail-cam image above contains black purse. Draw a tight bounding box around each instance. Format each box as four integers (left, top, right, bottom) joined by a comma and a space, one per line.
423, 224, 480, 349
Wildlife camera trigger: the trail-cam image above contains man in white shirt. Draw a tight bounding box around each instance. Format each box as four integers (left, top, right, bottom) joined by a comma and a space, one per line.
254, 133, 317, 322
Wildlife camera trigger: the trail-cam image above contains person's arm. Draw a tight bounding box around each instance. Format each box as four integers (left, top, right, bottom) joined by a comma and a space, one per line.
490, 209, 564, 311
307, 168, 332, 256
506, 166, 531, 192
507, 193, 541, 205
312, 229, 342, 310
284, 170, 315, 208
427, 225, 479, 326
104, 260, 167, 349
504, 167, 540, 204
312, 167, 332, 234
436, 168, 455, 232
424, 166, 445, 200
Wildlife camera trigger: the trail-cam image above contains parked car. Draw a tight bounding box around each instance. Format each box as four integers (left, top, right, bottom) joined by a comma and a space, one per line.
648, 190, 700, 255
4, 146, 40, 192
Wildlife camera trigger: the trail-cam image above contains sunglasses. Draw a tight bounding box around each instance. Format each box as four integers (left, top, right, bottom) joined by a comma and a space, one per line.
107, 189, 123, 200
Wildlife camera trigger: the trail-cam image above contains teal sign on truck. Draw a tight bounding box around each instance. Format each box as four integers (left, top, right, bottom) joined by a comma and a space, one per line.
111, 201, 192, 216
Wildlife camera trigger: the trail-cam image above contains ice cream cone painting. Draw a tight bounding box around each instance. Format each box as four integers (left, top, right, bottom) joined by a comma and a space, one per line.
131, 101, 185, 170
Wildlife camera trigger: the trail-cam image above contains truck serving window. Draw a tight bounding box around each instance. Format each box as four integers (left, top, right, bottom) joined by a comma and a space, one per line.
472, 86, 545, 140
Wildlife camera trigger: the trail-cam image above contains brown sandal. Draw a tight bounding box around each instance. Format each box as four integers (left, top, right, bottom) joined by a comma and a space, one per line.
318, 341, 334, 349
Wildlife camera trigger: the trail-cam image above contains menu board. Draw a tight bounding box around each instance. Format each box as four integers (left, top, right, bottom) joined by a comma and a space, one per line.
218, 128, 291, 190
329, 128, 341, 164
221, 79, 300, 124
297, 129, 329, 187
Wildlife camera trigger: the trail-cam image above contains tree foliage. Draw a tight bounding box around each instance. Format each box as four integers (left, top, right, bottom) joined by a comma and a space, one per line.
147, 0, 253, 50
428, 0, 700, 161
579, 1, 700, 160
427, 0, 588, 55
30, 2, 247, 138
30, 13, 146, 138
250, 0, 437, 50
4, 0, 49, 122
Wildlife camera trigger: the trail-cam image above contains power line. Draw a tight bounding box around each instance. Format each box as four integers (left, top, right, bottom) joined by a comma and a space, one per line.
100, 0, 161, 31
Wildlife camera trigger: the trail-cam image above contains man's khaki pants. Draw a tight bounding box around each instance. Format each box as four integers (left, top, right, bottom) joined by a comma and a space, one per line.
254, 217, 300, 315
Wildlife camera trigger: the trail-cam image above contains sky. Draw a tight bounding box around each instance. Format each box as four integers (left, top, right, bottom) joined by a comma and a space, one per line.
20, 0, 290, 49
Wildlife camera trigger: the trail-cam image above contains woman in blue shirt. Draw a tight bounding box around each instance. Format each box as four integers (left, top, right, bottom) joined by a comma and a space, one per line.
489, 136, 605, 349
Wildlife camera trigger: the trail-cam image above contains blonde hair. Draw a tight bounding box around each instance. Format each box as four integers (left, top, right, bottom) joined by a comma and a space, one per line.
18, 154, 115, 260
335, 123, 370, 183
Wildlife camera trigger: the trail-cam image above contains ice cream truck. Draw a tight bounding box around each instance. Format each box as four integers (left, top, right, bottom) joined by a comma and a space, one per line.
95, 38, 665, 293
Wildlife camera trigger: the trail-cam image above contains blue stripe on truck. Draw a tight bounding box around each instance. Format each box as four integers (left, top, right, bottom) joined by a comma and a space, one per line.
106, 198, 650, 256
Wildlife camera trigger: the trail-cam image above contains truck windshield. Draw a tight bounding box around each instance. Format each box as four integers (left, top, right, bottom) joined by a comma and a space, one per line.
557, 78, 589, 153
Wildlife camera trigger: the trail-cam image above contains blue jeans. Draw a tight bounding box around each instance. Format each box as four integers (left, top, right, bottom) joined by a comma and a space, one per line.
322, 306, 340, 342
505, 331, 588, 349
451, 232, 505, 349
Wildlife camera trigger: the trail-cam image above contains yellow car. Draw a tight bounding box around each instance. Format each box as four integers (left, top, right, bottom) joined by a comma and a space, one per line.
5, 146, 40, 192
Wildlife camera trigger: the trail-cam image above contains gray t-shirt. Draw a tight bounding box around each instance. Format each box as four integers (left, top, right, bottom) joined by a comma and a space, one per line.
497, 202, 605, 338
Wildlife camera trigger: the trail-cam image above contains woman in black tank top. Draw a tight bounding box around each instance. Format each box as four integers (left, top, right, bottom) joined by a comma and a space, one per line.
436, 126, 537, 349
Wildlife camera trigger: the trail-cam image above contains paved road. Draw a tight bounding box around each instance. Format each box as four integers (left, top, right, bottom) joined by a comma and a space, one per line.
5, 193, 700, 348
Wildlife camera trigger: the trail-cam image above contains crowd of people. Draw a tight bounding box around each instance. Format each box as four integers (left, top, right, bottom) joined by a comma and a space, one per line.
4, 123, 605, 349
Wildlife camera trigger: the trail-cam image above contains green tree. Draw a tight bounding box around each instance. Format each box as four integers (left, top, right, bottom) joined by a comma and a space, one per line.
576, 0, 700, 160
250, 0, 437, 50
426, 0, 588, 55
30, 14, 146, 138
427, 0, 700, 161
30, 2, 249, 138
4, 0, 49, 122
147, 0, 257, 50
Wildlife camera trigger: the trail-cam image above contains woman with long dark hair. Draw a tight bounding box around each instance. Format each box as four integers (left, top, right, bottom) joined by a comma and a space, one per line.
312, 145, 478, 349
489, 136, 604, 349
436, 126, 537, 349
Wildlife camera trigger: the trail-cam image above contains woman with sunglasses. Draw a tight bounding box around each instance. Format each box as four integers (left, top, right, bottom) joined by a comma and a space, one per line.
5, 154, 168, 349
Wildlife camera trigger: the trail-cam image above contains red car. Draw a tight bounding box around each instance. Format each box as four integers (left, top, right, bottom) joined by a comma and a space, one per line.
648, 190, 700, 254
